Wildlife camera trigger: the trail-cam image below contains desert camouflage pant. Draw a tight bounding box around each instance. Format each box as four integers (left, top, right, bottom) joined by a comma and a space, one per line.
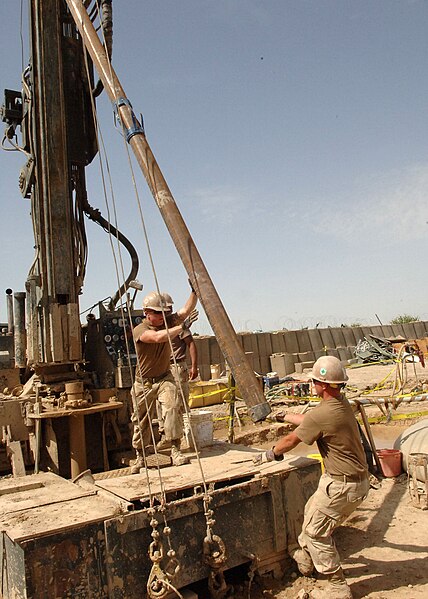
131, 372, 183, 450
170, 361, 190, 404
157, 361, 189, 434
298, 473, 370, 575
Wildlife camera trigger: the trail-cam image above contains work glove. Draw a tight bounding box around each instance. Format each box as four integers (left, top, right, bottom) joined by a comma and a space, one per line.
252, 447, 284, 466
182, 309, 199, 330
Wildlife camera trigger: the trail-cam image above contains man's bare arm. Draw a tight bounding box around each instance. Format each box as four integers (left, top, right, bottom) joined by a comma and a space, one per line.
176, 290, 197, 320
138, 325, 183, 344
186, 337, 198, 380
273, 431, 302, 456
282, 413, 305, 427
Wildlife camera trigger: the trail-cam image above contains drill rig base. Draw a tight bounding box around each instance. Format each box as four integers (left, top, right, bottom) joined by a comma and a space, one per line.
0, 443, 320, 598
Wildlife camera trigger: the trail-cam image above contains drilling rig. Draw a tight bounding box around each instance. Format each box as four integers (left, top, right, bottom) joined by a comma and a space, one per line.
0, 3, 319, 597
0, 0, 272, 480
0, 0, 149, 478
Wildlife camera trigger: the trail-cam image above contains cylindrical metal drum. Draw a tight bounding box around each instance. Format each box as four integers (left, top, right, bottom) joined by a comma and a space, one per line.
394, 419, 428, 481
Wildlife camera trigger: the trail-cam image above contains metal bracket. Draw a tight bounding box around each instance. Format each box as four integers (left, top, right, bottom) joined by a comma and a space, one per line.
248, 401, 272, 423
113, 96, 144, 142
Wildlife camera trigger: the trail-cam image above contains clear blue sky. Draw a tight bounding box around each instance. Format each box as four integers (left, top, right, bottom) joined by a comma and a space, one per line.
1, 1, 427, 334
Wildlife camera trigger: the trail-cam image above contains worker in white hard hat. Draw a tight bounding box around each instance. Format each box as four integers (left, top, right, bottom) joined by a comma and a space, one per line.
130, 285, 198, 472
156, 292, 199, 451
253, 355, 369, 599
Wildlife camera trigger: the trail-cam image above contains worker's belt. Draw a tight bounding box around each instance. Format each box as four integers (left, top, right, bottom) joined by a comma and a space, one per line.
137, 372, 169, 385
328, 473, 367, 483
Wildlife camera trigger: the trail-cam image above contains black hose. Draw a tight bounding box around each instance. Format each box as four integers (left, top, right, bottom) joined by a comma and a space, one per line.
81, 195, 139, 310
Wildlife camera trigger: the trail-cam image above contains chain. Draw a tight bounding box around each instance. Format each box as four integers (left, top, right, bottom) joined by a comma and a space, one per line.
146, 508, 168, 599
146, 506, 182, 599
246, 552, 259, 599
202, 494, 228, 599
159, 502, 181, 583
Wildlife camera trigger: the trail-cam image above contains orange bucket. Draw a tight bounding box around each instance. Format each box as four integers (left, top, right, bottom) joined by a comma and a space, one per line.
377, 449, 402, 477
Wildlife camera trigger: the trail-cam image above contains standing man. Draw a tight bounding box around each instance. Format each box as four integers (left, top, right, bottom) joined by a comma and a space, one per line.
157, 292, 199, 450
130, 287, 198, 472
253, 356, 369, 599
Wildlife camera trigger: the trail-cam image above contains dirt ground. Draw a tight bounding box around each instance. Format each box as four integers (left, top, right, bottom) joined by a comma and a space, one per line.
206, 362, 428, 599
223, 474, 428, 599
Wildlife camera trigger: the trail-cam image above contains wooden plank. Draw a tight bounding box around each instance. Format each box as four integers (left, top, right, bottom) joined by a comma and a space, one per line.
26, 401, 123, 419
7, 440, 26, 477
0, 471, 94, 515
94, 443, 310, 503
1, 494, 118, 542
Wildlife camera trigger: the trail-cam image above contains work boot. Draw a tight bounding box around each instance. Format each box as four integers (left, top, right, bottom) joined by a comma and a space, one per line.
311, 569, 353, 599
291, 548, 315, 576
130, 452, 145, 474
171, 440, 190, 466
156, 435, 172, 451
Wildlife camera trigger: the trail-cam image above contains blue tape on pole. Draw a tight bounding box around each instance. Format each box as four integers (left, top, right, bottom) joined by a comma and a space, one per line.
113, 97, 145, 142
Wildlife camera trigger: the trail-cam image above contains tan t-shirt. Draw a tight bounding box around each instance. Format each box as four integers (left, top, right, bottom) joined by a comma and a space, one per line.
295, 396, 368, 478
133, 314, 180, 379
170, 329, 192, 362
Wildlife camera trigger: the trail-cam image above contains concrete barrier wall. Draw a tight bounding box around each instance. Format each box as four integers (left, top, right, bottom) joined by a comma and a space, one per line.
193, 321, 428, 380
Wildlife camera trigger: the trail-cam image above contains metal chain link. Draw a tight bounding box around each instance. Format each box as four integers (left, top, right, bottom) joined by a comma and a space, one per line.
202, 494, 228, 599
147, 506, 183, 599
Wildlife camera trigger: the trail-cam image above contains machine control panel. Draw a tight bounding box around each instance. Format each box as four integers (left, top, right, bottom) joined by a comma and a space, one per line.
100, 310, 145, 367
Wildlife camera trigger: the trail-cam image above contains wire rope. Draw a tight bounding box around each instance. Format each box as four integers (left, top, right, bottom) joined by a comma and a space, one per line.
89, 0, 213, 497
80, 17, 158, 503
81, 1, 200, 518
88, 10, 202, 591
80, 4, 227, 592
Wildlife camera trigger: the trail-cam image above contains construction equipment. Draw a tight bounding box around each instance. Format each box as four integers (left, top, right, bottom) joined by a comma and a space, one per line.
0, 3, 294, 597
0, 0, 270, 479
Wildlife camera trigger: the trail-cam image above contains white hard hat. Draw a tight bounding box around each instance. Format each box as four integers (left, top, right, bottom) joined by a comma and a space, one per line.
162, 292, 174, 307
143, 291, 170, 312
309, 356, 348, 384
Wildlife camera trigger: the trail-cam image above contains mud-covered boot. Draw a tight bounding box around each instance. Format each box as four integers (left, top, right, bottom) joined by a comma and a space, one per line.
291, 547, 314, 576
156, 434, 171, 450
130, 452, 145, 474
171, 440, 190, 466
311, 569, 353, 599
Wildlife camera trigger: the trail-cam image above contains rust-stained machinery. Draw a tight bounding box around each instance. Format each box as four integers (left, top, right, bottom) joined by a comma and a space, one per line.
0, 0, 141, 477
0, 2, 319, 597
0, 0, 270, 480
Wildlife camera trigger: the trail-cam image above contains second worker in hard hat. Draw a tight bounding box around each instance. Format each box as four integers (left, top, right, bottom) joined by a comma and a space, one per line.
253, 355, 370, 599
156, 292, 199, 451
130, 286, 198, 472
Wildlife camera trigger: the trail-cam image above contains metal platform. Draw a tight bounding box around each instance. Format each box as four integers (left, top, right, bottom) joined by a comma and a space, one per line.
0, 442, 320, 598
